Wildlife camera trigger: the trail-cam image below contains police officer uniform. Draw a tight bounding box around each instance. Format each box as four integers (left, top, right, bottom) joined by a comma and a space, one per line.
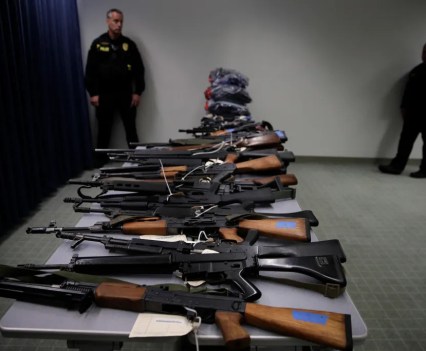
85, 32, 145, 150
390, 63, 426, 175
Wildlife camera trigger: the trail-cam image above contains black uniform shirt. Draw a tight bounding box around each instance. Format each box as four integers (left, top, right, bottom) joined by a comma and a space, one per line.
85, 33, 145, 96
401, 62, 426, 112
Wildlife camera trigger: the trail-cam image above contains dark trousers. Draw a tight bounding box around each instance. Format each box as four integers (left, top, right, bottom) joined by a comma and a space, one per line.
391, 112, 426, 171
96, 93, 139, 149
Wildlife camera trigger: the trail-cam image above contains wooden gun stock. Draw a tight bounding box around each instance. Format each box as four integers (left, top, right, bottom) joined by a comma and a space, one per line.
215, 311, 251, 350
168, 143, 220, 151
162, 166, 188, 173
237, 174, 298, 186
236, 133, 282, 149
210, 130, 228, 136
235, 155, 283, 173
94, 282, 146, 311
169, 133, 284, 151
244, 303, 352, 351
122, 220, 168, 236
94, 283, 352, 351
219, 218, 310, 242
122, 217, 309, 241
224, 153, 239, 163
146, 165, 187, 180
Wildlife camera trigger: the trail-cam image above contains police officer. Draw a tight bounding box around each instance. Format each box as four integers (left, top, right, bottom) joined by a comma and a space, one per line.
379, 43, 426, 178
85, 8, 145, 164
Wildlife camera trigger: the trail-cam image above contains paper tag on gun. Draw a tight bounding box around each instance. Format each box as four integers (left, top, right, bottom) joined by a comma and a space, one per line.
129, 313, 193, 337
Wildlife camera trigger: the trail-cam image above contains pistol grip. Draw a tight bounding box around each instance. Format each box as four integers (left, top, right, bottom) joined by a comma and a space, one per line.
215, 311, 250, 350
219, 228, 244, 243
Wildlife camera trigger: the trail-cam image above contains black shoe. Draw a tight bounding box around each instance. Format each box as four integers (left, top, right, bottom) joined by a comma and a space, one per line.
378, 165, 403, 175
409, 170, 426, 178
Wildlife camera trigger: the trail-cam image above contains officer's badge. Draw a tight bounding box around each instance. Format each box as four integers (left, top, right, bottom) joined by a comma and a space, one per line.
123, 42, 129, 51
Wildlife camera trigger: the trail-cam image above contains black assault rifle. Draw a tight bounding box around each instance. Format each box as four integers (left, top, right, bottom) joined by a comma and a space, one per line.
20, 232, 347, 301
103, 148, 295, 168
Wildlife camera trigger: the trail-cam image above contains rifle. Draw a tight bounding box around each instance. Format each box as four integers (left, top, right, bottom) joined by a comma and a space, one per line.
28, 210, 312, 242
65, 185, 295, 220
72, 154, 288, 187
60, 196, 319, 227
111, 154, 287, 175
98, 131, 286, 154
20, 234, 347, 301
92, 170, 298, 189
102, 148, 295, 167
68, 175, 296, 202
97, 150, 295, 177
177, 119, 265, 137
48, 231, 344, 260
0, 279, 352, 350
169, 129, 287, 146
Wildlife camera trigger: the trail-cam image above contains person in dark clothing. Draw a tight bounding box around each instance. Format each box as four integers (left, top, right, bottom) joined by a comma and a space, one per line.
379, 44, 426, 178
85, 8, 145, 165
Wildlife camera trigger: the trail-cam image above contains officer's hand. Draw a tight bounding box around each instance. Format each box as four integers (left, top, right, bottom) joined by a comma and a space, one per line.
90, 96, 100, 107
131, 94, 141, 107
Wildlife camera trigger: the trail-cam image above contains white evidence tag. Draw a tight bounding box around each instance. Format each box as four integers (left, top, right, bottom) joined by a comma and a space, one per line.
129, 313, 193, 337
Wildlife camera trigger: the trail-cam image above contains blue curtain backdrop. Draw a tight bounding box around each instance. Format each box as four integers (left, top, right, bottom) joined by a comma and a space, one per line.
0, 0, 93, 233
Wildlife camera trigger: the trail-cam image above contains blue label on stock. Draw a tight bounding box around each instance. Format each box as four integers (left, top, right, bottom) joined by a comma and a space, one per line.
276, 221, 297, 229
275, 130, 285, 138
292, 311, 328, 325
226, 128, 235, 132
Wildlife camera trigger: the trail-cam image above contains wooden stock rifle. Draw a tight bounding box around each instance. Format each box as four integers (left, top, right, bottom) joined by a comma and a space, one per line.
0, 279, 352, 350
27, 211, 312, 242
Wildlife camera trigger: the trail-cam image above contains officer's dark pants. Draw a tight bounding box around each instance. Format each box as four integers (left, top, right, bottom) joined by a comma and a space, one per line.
96, 92, 139, 149
390, 111, 426, 172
